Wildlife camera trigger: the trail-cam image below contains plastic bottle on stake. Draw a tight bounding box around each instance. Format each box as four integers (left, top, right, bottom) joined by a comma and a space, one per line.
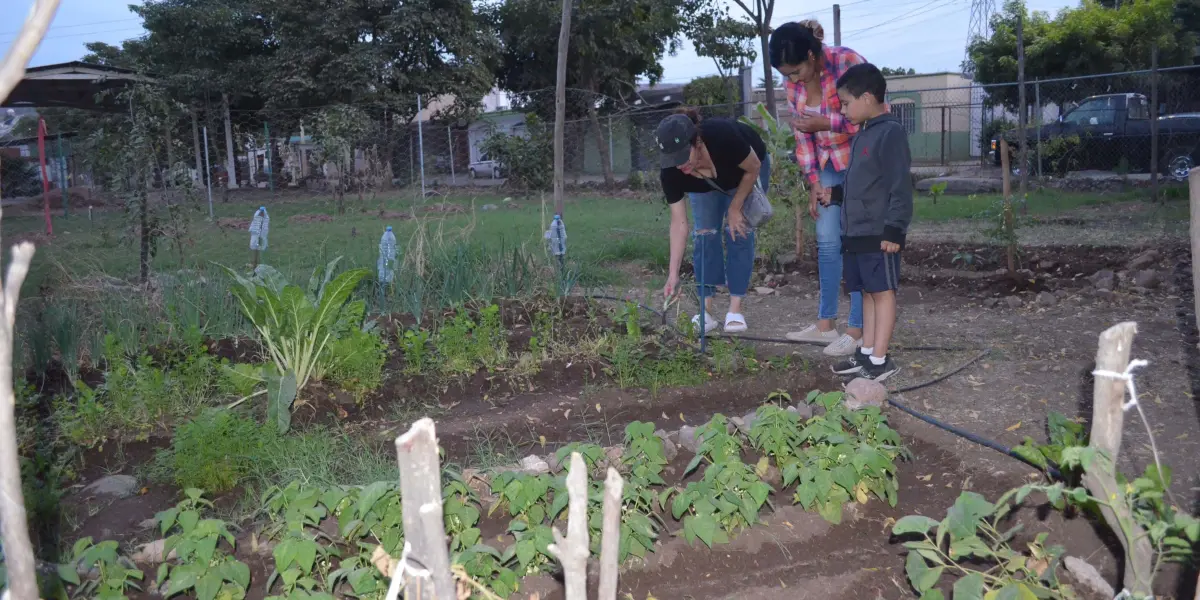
545, 214, 566, 257
378, 226, 398, 284
249, 206, 270, 251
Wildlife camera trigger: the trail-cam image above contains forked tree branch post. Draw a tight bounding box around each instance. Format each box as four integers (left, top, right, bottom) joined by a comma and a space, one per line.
392, 419, 456, 600
597, 467, 625, 600
0, 1, 62, 598
548, 453, 590, 600
1086, 322, 1154, 597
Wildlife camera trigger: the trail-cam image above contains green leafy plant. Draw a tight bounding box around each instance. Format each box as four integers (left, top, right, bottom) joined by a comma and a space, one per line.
1013, 412, 1086, 477
399, 328, 433, 375
684, 414, 744, 475
928, 181, 948, 205
154, 489, 251, 600
322, 327, 387, 401
892, 491, 1075, 599
326, 481, 405, 598
435, 311, 477, 376
668, 459, 773, 547
473, 303, 509, 370
503, 520, 556, 576
951, 251, 977, 268
224, 258, 369, 432
488, 472, 554, 524
167, 410, 264, 493
58, 537, 145, 599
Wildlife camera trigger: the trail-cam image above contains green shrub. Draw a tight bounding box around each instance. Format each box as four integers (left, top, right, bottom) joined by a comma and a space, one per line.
479, 114, 552, 191
167, 410, 264, 493
399, 328, 432, 375
323, 328, 387, 398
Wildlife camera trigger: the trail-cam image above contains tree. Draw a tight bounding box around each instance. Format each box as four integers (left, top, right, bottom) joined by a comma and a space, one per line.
684, 75, 740, 107
880, 67, 917, 76
968, 0, 1196, 108
490, 0, 690, 187
720, 0, 778, 118
758, 71, 779, 89
687, 11, 757, 115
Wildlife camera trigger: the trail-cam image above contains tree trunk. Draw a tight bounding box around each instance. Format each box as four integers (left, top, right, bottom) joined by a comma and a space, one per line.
222, 93, 237, 190
548, 453, 590, 600
759, 28, 777, 118
191, 105, 203, 185
553, 0, 572, 216
588, 102, 614, 188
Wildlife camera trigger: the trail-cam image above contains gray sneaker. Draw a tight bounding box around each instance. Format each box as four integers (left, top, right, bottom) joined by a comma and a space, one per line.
822, 333, 863, 357
785, 324, 840, 344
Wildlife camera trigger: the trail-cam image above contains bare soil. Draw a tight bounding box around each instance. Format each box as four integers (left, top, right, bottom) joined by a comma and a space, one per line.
52, 207, 1200, 599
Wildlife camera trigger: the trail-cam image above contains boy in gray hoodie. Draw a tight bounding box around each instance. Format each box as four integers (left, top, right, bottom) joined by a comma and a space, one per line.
829, 63, 912, 382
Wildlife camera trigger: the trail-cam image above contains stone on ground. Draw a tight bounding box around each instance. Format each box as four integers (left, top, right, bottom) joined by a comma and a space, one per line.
1063, 556, 1114, 599
755, 286, 774, 295
678, 425, 702, 454
1089, 269, 1115, 292
1126, 248, 1160, 271
844, 378, 887, 410
654, 429, 679, 462
83, 474, 139, 499
1133, 269, 1160, 289
787, 403, 815, 419
519, 455, 551, 475
1036, 291, 1057, 307
1005, 296, 1023, 309
132, 539, 176, 564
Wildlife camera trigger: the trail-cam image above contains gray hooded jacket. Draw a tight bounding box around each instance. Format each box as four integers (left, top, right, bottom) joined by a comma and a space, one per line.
840, 113, 913, 253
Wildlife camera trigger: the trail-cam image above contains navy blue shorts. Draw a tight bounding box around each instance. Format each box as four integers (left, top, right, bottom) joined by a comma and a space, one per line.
844, 251, 901, 294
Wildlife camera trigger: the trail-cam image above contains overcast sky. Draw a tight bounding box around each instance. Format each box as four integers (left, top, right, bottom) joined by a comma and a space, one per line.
12, 0, 1079, 85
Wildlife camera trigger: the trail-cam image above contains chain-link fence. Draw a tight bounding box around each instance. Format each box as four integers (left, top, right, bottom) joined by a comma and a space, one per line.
4, 64, 1200, 209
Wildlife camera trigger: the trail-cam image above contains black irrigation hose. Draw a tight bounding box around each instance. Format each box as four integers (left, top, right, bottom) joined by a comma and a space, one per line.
582, 294, 1065, 480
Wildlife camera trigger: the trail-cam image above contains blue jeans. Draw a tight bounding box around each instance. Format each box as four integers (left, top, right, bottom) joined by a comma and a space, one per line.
816, 163, 863, 329
690, 154, 772, 301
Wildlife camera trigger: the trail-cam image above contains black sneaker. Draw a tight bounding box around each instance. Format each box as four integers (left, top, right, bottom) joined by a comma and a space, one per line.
860, 356, 900, 382
831, 352, 868, 375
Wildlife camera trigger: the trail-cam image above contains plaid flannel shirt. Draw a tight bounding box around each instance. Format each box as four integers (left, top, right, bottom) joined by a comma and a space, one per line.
784, 46, 870, 187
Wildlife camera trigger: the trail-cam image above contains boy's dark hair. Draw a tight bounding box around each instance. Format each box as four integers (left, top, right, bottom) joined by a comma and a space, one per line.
836, 63, 887, 103
769, 22, 822, 69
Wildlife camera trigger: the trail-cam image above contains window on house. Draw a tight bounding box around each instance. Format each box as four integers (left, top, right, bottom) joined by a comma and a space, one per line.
890, 101, 917, 134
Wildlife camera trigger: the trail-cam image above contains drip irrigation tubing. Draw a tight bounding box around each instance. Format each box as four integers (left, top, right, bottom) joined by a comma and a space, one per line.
582, 294, 1062, 479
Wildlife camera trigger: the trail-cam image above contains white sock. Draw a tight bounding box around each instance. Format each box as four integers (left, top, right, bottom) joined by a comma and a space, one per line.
860, 347, 874, 356
869, 354, 887, 366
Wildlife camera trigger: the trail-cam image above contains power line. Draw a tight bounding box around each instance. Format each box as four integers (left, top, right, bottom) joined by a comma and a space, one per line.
842, 0, 958, 37
845, 1, 969, 41
0, 17, 141, 38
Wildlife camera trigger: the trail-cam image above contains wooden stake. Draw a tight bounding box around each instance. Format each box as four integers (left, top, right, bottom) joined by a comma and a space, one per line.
1191, 167, 1200, 351
598, 467, 625, 600
548, 452, 589, 600
552, 0, 572, 218
999, 138, 1015, 277
0, 2, 61, 595
1016, 11, 1029, 215
393, 418, 456, 600
1085, 322, 1154, 597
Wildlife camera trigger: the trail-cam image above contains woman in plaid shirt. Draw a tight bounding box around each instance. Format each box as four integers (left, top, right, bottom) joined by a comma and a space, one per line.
770, 20, 867, 357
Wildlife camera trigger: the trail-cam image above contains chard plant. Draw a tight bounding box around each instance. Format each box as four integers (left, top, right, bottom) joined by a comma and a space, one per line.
223, 257, 368, 433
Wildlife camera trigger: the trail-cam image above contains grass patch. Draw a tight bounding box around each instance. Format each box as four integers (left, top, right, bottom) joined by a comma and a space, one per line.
246, 427, 396, 489
912, 189, 1135, 222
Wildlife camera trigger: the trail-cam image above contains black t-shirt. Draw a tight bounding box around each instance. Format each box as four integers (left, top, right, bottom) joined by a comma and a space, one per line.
660, 118, 768, 204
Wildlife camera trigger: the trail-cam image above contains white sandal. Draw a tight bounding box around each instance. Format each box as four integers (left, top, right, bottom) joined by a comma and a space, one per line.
691, 312, 719, 336
724, 312, 747, 333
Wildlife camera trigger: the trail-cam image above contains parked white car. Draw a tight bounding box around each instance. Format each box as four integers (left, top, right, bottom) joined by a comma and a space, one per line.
468, 158, 503, 179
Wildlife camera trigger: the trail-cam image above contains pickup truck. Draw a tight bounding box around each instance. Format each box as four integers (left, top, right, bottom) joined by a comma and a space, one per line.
990, 93, 1200, 180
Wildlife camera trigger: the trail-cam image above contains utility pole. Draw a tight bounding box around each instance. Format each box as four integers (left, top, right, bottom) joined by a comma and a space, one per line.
1016, 10, 1029, 215
833, 4, 842, 46
553, 0, 572, 217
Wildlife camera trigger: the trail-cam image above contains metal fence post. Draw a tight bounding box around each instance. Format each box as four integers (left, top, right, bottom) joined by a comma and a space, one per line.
56, 132, 68, 217
940, 106, 946, 165
417, 94, 427, 200
202, 125, 214, 219
447, 126, 455, 184
264, 122, 274, 193
1035, 79, 1043, 178
1150, 44, 1160, 202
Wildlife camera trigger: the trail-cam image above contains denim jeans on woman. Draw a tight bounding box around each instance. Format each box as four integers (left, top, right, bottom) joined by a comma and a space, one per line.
689, 154, 772, 301
815, 162, 863, 329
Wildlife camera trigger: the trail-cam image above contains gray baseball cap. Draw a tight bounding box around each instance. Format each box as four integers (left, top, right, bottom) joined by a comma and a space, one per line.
655, 114, 697, 169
